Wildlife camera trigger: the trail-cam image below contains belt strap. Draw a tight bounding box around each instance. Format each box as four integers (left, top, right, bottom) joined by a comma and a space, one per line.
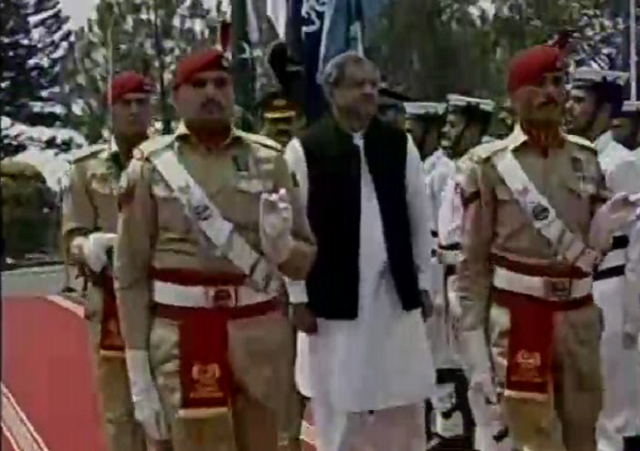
491, 147, 601, 273
593, 265, 625, 281
153, 299, 280, 322
493, 266, 592, 301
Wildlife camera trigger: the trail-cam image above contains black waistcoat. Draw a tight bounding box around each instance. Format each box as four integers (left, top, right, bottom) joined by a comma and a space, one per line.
299, 115, 422, 320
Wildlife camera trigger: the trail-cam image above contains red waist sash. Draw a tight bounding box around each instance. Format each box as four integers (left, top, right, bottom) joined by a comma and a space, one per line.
490, 256, 592, 400
151, 267, 280, 418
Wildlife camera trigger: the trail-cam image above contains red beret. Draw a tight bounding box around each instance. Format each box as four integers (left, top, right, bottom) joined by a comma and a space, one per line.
173, 48, 230, 90
108, 71, 153, 105
507, 45, 563, 94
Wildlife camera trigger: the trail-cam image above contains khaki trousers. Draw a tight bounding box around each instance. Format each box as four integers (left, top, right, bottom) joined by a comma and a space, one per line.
86, 286, 147, 451
149, 311, 299, 451
488, 300, 603, 451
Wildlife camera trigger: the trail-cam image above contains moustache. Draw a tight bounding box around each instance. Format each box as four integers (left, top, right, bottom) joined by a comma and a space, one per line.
537, 97, 559, 108
201, 99, 223, 112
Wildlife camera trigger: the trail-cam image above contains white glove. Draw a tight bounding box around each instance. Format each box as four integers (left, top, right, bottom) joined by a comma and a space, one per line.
125, 350, 170, 441
71, 233, 117, 272
590, 193, 640, 251
259, 188, 294, 264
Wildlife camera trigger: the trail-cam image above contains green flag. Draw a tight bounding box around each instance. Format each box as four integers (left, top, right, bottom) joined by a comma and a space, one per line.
231, 0, 255, 113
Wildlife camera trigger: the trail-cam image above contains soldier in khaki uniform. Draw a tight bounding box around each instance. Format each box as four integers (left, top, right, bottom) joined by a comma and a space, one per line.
457, 44, 639, 451
62, 71, 154, 451
115, 48, 316, 451
258, 91, 305, 148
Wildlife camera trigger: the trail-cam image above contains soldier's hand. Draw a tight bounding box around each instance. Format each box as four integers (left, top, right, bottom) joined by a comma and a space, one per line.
291, 304, 318, 334
420, 290, 434, 320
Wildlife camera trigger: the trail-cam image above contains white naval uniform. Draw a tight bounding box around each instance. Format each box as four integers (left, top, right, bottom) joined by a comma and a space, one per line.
284, 134, 435, 451
423, 149, 447, 179
432, 156, 514, 451
593, 131, 640, 451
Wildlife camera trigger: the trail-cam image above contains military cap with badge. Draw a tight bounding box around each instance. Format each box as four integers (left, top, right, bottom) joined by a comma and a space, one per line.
378, 84, 411, 130
442, 94, 496, 154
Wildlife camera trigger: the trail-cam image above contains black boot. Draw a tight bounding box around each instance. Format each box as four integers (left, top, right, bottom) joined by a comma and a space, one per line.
623, 436, 640, 451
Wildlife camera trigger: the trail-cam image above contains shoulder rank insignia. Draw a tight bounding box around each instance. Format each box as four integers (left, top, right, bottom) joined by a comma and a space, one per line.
70, 144, 106, 163
136, 134, 176, 160
235, 130, 282, 153
565, 133, 596, 152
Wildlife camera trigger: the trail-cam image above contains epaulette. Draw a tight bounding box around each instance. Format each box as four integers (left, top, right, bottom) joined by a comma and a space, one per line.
133, 134, 176, 160
565, 134, 597, 152
70, 143, 107, 163
235, 130, 282, 153
468, 138, 506, 161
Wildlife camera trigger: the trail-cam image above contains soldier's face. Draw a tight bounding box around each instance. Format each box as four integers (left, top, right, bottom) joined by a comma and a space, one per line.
613, 116, 640, 150
112, 93, 152, 136
512, 71, 565, 123
332, 62, 379, 124
174, 70, 235, 126
565, 88, 596, 135
441, 111, 465, 150
263, 117, 296, 146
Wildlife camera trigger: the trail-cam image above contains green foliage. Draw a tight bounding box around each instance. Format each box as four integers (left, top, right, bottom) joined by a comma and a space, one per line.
63, 0, 221, 142
1, 160, 56, 257
367, 0, 621, 102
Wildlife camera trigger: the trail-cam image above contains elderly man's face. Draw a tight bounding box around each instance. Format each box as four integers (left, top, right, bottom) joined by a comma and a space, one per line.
174, 70, 235, 127
512, 71, 566, 123
332, 62, 380, 124
112, 93, 152, 137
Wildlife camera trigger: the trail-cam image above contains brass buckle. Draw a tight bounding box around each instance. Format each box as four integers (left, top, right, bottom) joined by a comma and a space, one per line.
204, 286, 237, 308
543, 278, 572, 301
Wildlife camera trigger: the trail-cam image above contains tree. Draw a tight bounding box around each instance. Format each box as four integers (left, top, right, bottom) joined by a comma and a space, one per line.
62, 0, 222, 143
0, 0, 39, 124
26, 0, 74, 127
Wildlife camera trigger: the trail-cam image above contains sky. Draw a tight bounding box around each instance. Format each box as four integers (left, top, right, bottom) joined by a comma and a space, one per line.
59, 0, 95, 29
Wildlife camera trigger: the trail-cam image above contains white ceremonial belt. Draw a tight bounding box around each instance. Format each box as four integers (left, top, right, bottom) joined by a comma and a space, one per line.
153, 281, 271, 308
492, 266, 592, 301
437, 248, 462, 266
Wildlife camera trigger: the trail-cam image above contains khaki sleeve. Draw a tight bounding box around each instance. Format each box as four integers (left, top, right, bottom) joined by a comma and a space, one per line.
273, 153, 317, 280
61, 164, 95, 258
591, 154, 610, 215
457, 161, 495, 335
114, 160, 157, 351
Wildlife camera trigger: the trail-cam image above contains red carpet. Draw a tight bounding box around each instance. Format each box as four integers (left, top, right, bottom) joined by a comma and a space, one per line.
2, 296, 107, 451
1, 295, 319, 451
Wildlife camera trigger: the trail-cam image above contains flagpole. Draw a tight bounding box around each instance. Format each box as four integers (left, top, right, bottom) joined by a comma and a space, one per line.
631, 0, 637, 101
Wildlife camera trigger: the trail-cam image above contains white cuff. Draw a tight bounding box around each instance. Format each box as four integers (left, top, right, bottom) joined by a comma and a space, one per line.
125, 349, 154, 400
459, 330, 492, 377
285, 279, 308, 304
418, 270, 431, 292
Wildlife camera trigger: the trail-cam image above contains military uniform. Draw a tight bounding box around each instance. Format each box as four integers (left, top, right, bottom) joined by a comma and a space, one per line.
258, 92, 304, 148
424, 95, 501, 451
258, 91, 307, 451
115, 123, 316, 451
570, 68, 640, 451
458, 124, 609, 451
61, 141, 146, 451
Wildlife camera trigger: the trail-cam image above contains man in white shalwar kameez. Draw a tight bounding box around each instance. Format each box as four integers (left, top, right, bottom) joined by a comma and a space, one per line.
284, 52, 436, 451
566, 69, 640, 451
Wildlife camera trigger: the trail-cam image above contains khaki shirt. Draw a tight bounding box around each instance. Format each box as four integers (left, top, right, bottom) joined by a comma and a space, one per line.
457, 126, 608, 334
115, 123, 316, 350
61, 141, 124, 260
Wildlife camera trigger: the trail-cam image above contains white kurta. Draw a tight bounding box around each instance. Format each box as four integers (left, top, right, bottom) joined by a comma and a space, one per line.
284, 134, 435, 413
593, 131, 640, 449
